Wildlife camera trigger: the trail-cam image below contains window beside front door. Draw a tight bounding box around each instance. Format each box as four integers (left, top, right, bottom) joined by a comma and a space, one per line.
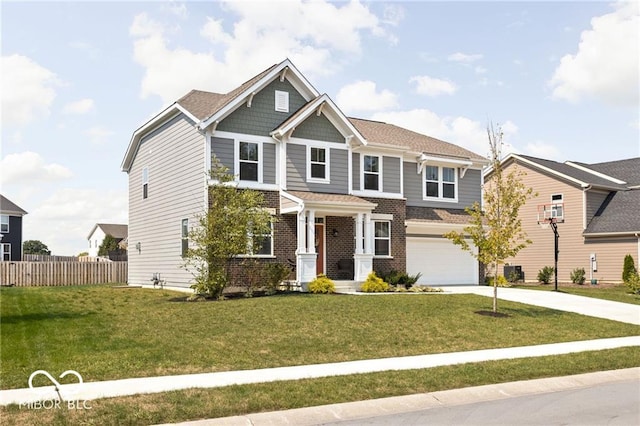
239, 142, 259, 181
363, 155, 380, 191
425, 166, 457, 201
374, 221, 391, 256
246, 221, 273, 257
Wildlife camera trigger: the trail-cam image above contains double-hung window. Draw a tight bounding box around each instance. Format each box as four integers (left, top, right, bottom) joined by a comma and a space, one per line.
142, 167, 149, 199
309, 147, 328, 182
374, 221, 391, 256
239, 142, 259, 181
181, 219, 189, 257
425, 166, 457, 200
247, 222, 273, 256
363, 155, 380, 191
550, 194, 564, 220
1, 243, 10, 261
0, 215, 8, 233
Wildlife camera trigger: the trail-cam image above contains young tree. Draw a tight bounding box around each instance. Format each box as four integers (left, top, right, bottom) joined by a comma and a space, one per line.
98, 234, 119, 256
183, 160, 272, 300
22, 240, 51, 255
445, 123, 536, 313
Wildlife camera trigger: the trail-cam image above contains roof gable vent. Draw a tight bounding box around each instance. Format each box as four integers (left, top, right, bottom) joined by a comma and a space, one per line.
275, 90, 289, 113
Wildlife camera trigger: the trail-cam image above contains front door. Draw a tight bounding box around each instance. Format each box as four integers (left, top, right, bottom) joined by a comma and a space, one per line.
315, 224, 325, 275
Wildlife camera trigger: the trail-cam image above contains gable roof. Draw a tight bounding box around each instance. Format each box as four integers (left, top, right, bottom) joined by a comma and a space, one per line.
584, 189, 640, 235
500, 154, 628, 190
0, 194, 27, 216
88, 223, 128, 240
570, 157, 640, 187
349, 118, 486, 163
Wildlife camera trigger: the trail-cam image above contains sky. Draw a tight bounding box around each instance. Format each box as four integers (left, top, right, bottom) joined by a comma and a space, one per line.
1, 0, 639, 256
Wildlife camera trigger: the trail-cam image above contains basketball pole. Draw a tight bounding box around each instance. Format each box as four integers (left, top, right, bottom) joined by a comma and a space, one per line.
549, 219, 559, 291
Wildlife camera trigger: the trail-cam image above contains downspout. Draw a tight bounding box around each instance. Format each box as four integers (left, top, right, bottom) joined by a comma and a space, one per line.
636, 233, 640, 270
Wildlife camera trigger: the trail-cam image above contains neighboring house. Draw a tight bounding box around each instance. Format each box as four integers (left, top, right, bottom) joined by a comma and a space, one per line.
87, 223, 128, 257
488, 154, 640, 283
121, 59, 488, 289
0, 194, 28, 261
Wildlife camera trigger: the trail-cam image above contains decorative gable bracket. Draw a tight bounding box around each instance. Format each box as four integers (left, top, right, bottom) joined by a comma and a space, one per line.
416, 153, 472, 178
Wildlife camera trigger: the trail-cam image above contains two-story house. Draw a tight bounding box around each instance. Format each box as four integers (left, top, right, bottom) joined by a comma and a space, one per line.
87, 223, 128, 257
0, 194, 28, 261
489, 154, 640, 283
121, 59, 487, 290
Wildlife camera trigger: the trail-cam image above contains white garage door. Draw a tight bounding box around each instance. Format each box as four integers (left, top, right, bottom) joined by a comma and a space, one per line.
406, 237, 478, 285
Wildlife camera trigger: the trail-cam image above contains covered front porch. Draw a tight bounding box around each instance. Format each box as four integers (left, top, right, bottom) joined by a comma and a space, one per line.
281, 191, 377, 289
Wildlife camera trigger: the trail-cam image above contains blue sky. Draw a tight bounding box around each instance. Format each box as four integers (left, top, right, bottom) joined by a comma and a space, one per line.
1, 1, 638, 256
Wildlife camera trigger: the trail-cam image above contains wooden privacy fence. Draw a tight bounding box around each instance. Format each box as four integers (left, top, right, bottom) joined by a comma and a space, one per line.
0, 262, 128, 287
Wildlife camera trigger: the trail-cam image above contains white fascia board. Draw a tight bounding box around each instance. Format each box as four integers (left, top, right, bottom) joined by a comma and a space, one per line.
565, 161, 627, 185
584, 231, 640, 237
86, 223, 100, 240
489, 153, 589, 188
199, 59, 320, 131
121, 103, 197, 172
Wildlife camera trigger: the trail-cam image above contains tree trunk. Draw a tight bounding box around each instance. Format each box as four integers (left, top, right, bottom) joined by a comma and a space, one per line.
493, 260, 498, 313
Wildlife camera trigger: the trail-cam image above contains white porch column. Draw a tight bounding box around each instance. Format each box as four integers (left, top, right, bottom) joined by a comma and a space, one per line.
298, 209, 318, 289
364, 213, 373, 255
355, 213, 364, 255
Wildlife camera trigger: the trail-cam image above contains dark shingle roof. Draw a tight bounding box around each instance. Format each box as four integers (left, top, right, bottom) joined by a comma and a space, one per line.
350, 118, 486, 161
406, 206, 474, 225
516, 155, 627, 190
96, 224, 128, 239
584, 189, 640, 234
573, 157, 640, 187
0, 194, 27, 216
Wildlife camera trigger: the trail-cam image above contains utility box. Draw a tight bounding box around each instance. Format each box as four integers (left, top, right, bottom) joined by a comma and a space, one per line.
504, 265, 524, 282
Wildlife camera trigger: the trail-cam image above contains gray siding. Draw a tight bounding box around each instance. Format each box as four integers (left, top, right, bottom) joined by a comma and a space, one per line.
286, 144, 349, 193
352, 152, 360, 191
211, 137, 234, 170
264, 143, 276, 184
382, 156, 401, 194
292, 113, 344, 143
128, 113, 206, 288
217, 79, 307, 136
586, 190, 609, 223
404, 162, 482, 209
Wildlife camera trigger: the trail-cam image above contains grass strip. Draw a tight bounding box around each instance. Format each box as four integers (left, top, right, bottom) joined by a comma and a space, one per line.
1, 347, 638, 426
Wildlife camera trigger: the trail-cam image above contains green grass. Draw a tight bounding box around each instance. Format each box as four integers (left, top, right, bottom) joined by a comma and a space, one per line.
1, 285, 638, 391
514, 284, 640, 305
2, 347, 638, 426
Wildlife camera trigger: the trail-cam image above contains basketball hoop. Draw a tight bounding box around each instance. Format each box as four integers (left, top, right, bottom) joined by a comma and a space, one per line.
538, 217, 556, 230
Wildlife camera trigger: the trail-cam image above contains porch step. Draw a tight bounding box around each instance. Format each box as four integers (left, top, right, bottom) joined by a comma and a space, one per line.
333, 280, 359, 293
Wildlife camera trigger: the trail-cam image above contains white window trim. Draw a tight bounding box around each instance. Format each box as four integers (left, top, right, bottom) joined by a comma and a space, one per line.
307, 145, 330, 184
1, 243, 10, 261
142, 167, 149, 199
373, 220, 392, 258
0, 215, 9, 233
237, 140, 262, 183
239, 221, 275, 258
361, 154, 382, 192
181, 218, 189, 258
423, 165, 459, 202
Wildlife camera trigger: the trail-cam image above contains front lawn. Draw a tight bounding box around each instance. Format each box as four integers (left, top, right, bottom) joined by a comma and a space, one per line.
2, 285, 638, 391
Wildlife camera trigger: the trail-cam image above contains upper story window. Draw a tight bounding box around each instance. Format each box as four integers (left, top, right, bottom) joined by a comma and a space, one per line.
0, 215, 8, 233
363, 155, 380, 191
550, 194, 564, 219
308, 147, 329, 182
239, 142, 259, 181
275, 90, 289, 112
142, 167, 149, 199
425, 166, 457, 201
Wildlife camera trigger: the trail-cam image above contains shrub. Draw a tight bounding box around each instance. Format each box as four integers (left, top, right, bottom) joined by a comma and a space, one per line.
622, 254, 637, 283
485, 275, 510, 287
308, 274, 335, 294
624, 272, 640, 294
360, 272, 390, 293
379, 270, 422, 289
570, 267, 586, 285
409, 285, 443, 293
265, 262, 292, 294
537, 266, 555, 284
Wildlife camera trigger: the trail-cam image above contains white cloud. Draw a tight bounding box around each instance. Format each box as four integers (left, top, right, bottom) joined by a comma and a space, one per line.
549, 1, 639, 106
371, 109, 518, 158
130, 1, 394, 104
410, 75, 458, 97
474, 66, 487, 74
0, 151, 73, 185
24, 188, 128, 256
447, 52, 483, 63
85, 126, 114, 145
1, 54, 59, 126
63, 98, 95, 115
382, 4, 405, 26
336, 81, 397, 114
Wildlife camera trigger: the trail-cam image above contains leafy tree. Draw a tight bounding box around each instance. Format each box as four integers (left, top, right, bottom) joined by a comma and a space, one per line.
78, 251, 89, 257
98, 234, 119, 256
23, 240, 51, 255
183, 160, 272, 300
622, 254, 636, 283
445, 123, 536, 313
